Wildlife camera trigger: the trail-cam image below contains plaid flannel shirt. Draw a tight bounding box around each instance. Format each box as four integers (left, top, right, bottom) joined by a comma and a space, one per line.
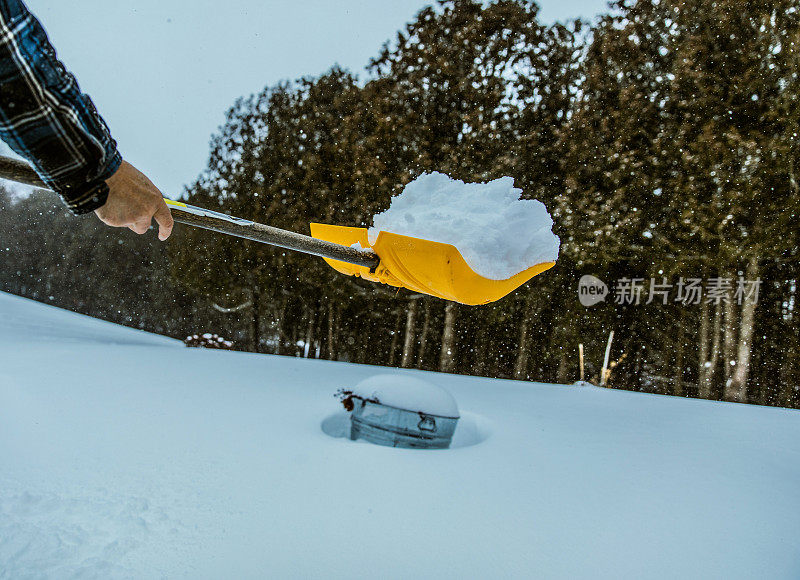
0, 0, 120, 214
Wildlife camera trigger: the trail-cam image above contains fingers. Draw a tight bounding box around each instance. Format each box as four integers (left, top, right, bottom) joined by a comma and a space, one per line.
126, 200, 173, 239
153, 200, 174, 241
97, 161, 175, 241
129, 219, 151, 235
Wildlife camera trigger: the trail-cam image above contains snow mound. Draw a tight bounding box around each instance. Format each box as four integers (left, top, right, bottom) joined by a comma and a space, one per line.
350, 374, 459, 418
0, 292, 178, 347
367, 172, 560, 280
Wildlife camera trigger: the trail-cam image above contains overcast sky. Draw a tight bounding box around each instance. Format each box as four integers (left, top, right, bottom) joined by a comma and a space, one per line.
22, 0, 609, 198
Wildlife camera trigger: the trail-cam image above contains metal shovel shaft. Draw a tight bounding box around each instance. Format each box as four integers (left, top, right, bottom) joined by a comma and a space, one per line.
0, 155, 380, 270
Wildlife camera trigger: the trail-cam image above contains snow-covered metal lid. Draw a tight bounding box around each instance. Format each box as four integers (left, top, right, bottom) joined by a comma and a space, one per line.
338, 374, 460, 449
349, 374, 459, 418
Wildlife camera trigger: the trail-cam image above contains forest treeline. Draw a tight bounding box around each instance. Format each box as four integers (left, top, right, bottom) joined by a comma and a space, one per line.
1, 0, 798, 408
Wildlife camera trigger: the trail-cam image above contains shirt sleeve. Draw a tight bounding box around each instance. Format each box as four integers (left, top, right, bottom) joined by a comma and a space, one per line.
0, 0, 121, 214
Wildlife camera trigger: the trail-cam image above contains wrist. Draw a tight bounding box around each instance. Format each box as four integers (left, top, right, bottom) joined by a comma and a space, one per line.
65, 180, 110, 215
59, 151, 121, 215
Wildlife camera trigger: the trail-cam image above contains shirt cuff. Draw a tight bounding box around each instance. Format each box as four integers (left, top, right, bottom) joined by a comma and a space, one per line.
59, 150, 122, 215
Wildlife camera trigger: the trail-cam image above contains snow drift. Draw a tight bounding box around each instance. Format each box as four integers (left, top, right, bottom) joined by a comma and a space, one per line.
1, 291, 800, 578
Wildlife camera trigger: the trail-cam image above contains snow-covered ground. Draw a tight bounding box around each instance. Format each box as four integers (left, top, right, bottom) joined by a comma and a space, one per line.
1, 291, 799, 579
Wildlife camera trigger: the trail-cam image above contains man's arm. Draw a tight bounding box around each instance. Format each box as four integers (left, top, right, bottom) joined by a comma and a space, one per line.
0, 0, 172, 238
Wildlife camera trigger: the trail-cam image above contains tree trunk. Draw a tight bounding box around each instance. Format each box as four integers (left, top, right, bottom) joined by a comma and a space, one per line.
600, 331, 614, 387
513, 296, 535, 380
401, 299, 418, 368
416, 300, 431, 369
439, 301, 457, 373
697, 297, 710, 393
314, 304, 324, 358
250, 284, 261, 353
490, 354, 501, 378
474, 323, 490, 376
779, 329, 797, 408
388, 310, 402, 366
723, 271, 738, 383
290, 319, 298, 357
326, 301, 337, 360
273, 298, 286, 355
303, 306, 315, 358
673, 310, 685, 397
726, 256, 759, 403
700, 300, 723, 399
779, 282, 799, 407
357, 325, 370, 365
556, 347, 569, 384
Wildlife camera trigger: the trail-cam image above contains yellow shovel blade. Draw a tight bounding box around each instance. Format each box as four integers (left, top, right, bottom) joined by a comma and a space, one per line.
309, 223, 555, 306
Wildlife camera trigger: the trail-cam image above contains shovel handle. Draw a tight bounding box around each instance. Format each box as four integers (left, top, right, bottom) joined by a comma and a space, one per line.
165, 200, 380, 268
0, 155, 380, 270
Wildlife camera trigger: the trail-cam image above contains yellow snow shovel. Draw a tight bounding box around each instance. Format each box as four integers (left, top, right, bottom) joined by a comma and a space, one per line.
0, 155, 555, 305
309, 224, 554, 305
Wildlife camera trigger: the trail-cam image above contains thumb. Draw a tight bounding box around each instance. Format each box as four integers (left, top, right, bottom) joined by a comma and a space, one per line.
153, 200, 174, 241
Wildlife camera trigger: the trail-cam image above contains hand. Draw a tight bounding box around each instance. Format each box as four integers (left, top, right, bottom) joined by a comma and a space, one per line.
95, 160, 174, 241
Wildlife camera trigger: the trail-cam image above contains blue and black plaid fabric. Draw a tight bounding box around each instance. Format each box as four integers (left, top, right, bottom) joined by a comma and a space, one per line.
0, 0, 120, 214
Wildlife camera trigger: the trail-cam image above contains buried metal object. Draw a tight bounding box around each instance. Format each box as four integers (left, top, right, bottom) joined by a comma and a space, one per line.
349, 398, 459, 450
